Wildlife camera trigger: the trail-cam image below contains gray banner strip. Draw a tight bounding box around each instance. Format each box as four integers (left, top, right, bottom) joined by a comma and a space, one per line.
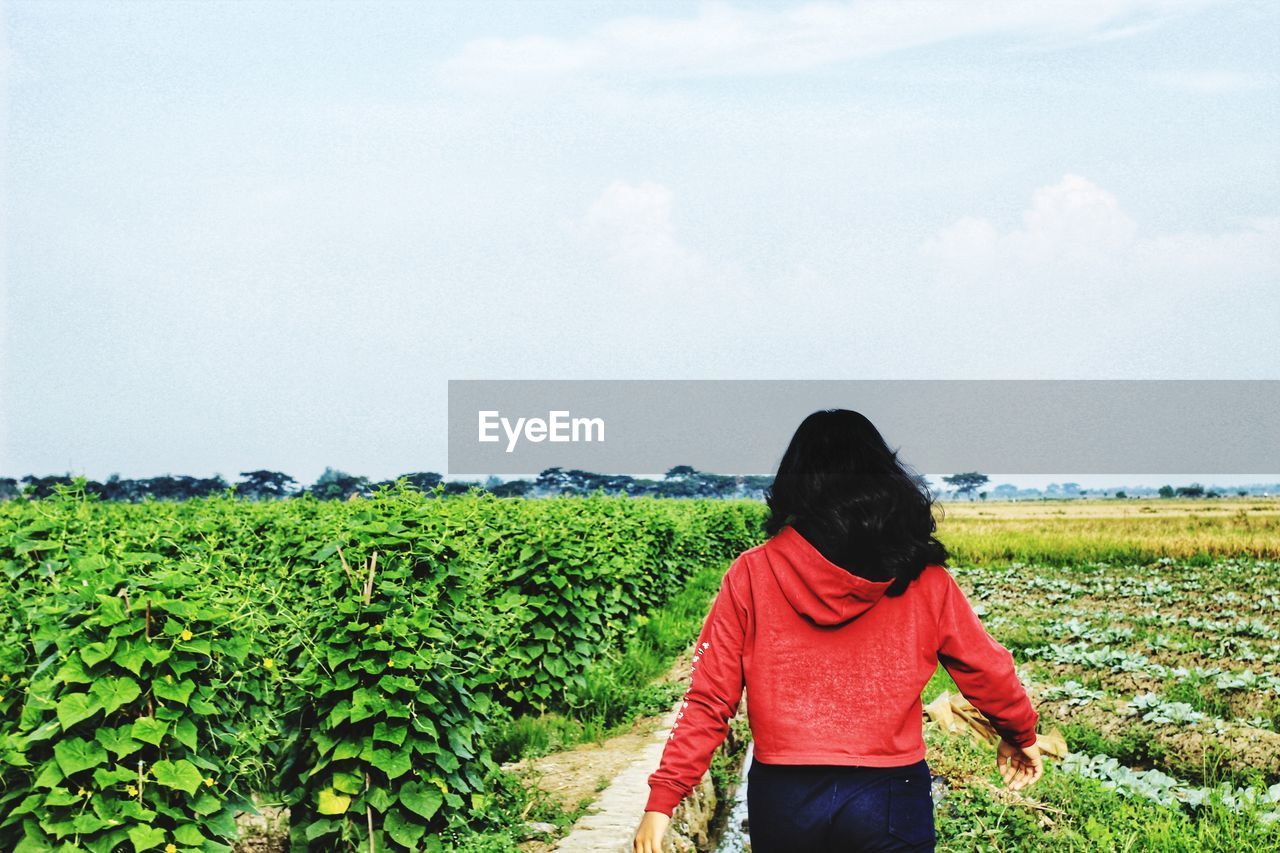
447, 380, 1280, 476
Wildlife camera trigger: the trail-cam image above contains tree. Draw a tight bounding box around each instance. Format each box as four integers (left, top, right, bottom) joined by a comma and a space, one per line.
236, 470, 298, 500
141, 475, 228, 500
309, 468, 370, 500
942, 472, 989, 500
442, 479, 482, 495
1158, 485, 1175, 498
98, 474, 143, 502
384, 472, 444, 493
488, 479, 533, 497
535, 467, 571, 493
21, 474, 77, 498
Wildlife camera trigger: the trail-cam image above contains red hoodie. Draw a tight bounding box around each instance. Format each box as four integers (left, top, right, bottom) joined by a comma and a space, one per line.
644, 524, 1038, 816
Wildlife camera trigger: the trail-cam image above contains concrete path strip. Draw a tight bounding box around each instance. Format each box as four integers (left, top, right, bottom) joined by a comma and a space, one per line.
553, 705, 680, 852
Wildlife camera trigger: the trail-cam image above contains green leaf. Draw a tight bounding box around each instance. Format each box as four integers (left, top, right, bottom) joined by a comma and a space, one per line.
80, 639, 118, 668
398, 780, 443, 821
153, 677, 195, 705
191, 791, 222, 816
96, 725, 142, 759
113, 640, 148, 676
189, 690, 217, 715
7, 791, 39, 819
331, 740, 362, 761
56, 692, 103, 731
118, 800, 158, 822
130, 717, 167, 746
332, 771, 364, 795
24, 718, 63, 745
33, 760, 65, 788
385, 808, 427, 847
53, 737, 107, 776
366, 785, 396, 813
374, 721, 408, 746
316, 788, 351, 815
173, 718, 198, 751
326, 699, 351, 728
327, 645, 359, 669
152, 759, 203, 796
93, 764, 137, 787
127, 823, 167, 851
43, 817, 78, 839
172, 823, 206, 845
43, 786, 81, 806
370, 748, 411, 780
96, 595, 130, 626
72, 812, 109, 834
305, 818, 337, 841
55, 654, 93, 685
90, 676, 142, 716
220, 633, 251, 664
447, 728, 475, 759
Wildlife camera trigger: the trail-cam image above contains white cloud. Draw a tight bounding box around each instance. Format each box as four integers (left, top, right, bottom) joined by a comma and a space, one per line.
574, 180, 711, 289
439, 0, 1219, 85
1145, 70, 1279, 94
921, 174, 1279, 294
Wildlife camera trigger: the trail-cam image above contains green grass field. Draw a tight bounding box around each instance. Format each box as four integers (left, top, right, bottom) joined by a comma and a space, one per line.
923, 499, 1280, 851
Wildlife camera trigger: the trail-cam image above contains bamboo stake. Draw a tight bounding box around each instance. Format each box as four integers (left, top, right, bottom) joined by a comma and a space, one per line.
363, 552, 378, 606
338, 546, 359, 590
366, 770, 375, 852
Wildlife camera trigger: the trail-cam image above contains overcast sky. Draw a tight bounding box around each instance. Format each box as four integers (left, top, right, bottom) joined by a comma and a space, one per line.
2, 0, 1277, 487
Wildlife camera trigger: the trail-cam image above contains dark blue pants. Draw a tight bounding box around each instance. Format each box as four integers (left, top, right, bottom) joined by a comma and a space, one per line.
746, 757, 936, 852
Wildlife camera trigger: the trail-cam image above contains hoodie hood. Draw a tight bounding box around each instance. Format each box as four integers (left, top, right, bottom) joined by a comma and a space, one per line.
763, 525, 892, 627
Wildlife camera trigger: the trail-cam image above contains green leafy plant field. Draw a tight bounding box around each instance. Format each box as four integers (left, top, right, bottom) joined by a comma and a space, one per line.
0, 487, 766, 851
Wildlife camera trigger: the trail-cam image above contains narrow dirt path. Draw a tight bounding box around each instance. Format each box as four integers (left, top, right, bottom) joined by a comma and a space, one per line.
550, 703, 681, 852
504, 647, 713, 852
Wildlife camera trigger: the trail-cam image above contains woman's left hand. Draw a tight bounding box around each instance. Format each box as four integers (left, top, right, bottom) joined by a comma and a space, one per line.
996, 738, 1043, 791
633, 810, 671, 852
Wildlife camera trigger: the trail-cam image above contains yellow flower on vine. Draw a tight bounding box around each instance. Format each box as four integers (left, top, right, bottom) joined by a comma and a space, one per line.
165, 845, 177, 853
127, 785, 138, 797
263, 658, 274, 670
180, 628, 193, 641
205, 776, 215, 788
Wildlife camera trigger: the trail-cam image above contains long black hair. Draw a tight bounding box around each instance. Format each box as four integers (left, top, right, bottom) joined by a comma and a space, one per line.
764, 409, 949, 596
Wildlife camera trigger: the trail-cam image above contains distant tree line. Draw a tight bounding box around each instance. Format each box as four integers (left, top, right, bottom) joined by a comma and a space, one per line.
1, 468, 1268, 503
0, 466, 777, 502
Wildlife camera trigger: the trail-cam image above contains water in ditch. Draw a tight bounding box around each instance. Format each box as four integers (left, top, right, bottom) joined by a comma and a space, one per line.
715, 739, 754, 852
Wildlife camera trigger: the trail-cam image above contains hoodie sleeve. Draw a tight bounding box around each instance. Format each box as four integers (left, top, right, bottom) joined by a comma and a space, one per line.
644, 561, 749, 816
934, 568, 1039, 749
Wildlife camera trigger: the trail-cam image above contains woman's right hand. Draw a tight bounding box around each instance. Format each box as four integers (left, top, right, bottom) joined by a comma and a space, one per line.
996, 738, 1043, 791
633, 810, 670, 853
